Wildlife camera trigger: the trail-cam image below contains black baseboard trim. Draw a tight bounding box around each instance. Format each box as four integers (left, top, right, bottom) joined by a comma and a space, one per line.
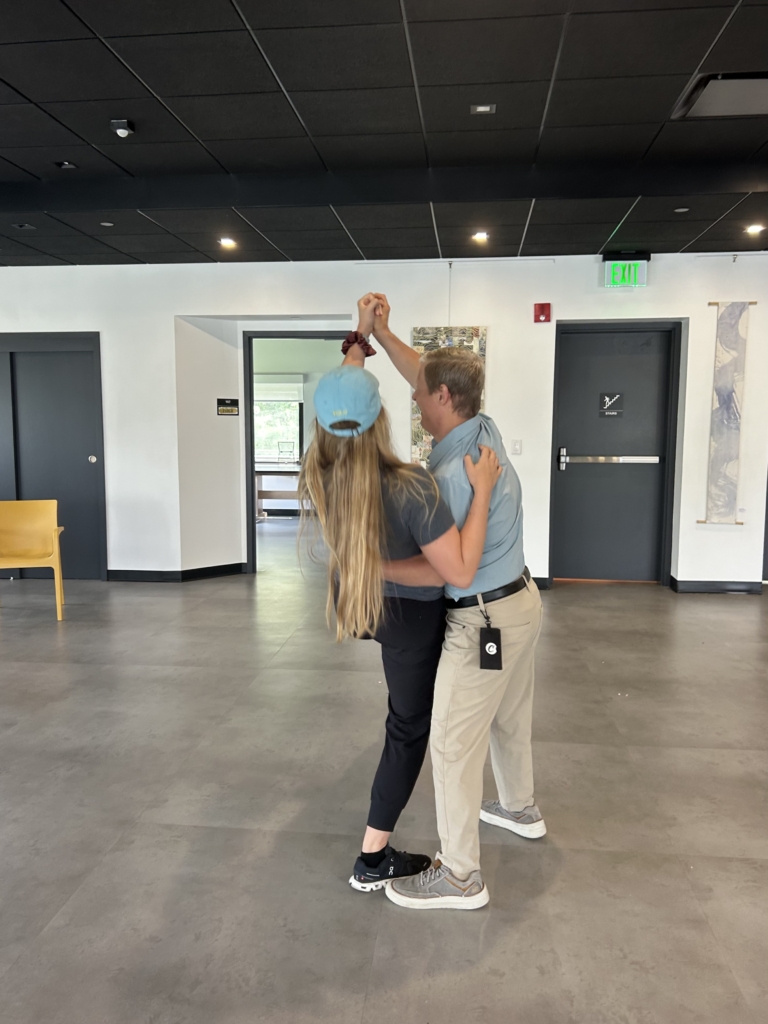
108, 563, 247, 583
670, 576, 763, 595
533, 576, 552, 590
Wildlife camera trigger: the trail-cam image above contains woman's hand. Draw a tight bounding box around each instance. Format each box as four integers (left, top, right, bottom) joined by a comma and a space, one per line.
357, 293, 377, 336
372, 292, 391, 336
464, 445, 501, 495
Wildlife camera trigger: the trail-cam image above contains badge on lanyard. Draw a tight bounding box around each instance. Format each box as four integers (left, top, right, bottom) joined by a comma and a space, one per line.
478, 594, 502, 670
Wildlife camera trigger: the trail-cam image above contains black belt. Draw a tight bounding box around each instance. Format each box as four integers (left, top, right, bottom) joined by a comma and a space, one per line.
445, 568, 531, 610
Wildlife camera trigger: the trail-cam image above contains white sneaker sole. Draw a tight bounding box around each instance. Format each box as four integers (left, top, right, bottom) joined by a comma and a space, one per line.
349, 876, 388, 892
479, 809, 547, 839
385, 883, 490, 911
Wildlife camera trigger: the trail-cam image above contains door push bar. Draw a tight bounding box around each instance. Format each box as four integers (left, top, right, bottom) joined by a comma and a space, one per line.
558, 447, 660, 471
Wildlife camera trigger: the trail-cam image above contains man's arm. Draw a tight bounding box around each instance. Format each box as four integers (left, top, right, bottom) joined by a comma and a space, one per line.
382, 555, 444, 588
371, 293, 421, 388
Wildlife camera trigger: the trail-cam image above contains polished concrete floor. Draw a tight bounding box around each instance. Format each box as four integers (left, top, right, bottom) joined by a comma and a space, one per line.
0, 520, 766, 1024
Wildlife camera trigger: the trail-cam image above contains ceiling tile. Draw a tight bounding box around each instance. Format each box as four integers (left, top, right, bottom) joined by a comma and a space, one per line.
546, 76, 687, 127
441, 243, 521, 257
0, 82, 25, 104
0, 234, 49, 255
314, 134, 426, 170
54, 210, 170, 234
145, 209, 256, 234
334, 204, 433, 230
293, 89, 421, 137
237, 207, 339, 231
66, 0, 243, 35
0, 40, 148, 101
66, 253, 143, 264
520, 243, 600, 255
716, 192, 768, 223
421, 83, 548, 132
524, 223, 615, 244
0, 156, 37, 181
257, 25, 412, 90
200, 249, 288, 262
605, 241, 682, 253
108, 32, 276, 96
685, 234, 767, 252
102, 234, 195, 254
351, 228, 438, 248
0, 145, 127, 179
558, 9, 730, 79
612, 219, 714, 242
571, 0, 731, 9
20, 234, 123, 255
428, 129, 538, 165
0, 212, 87, 235
0, 253, 70, 266
702, 6, 768, 74
537, 123, 660, 160
263, 229, 357, 250
645, 118, 768, 161
42, 97, 193, 145
531, 198, 637, 224
433, 201, 532, 227
167, 93, 304, 140
408, 18, 563, 85
627, 194, 747, 222
98, 141, 225, 174
408, 0, 570, 17
207, 138, 323, 172
365, 247, 440, 260
139, 251, 214, 262
0, 0, 92, 43
284, 249, 361, 261
237, 0, 401, 28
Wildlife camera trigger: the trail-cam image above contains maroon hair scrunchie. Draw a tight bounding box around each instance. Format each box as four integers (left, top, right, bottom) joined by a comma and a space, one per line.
341, 331, 377, 357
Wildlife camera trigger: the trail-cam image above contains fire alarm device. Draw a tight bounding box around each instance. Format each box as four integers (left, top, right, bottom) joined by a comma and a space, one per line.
534, 303, 551, 323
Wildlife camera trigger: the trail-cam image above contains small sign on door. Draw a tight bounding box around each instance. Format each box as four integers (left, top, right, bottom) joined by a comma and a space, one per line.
217, 398, 239, 416
599, 393, 623, 417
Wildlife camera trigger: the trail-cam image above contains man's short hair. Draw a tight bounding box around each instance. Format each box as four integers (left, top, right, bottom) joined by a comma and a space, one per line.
422, 347, 484, 419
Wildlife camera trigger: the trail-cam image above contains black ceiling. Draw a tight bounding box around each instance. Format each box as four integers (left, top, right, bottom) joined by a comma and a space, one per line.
0, 0, 767, 265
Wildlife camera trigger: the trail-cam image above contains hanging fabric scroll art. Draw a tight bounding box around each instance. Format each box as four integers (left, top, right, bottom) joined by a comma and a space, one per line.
705, 302, 749, 524
410, 326, 487, 465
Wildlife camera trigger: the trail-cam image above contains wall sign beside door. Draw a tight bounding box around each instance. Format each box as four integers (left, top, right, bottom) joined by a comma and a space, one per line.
217, 398, 239, 416
599, 393, 623, 417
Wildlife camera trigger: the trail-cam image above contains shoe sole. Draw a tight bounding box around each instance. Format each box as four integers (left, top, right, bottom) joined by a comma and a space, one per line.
349, 876, 388, 892
385, 884, 490, 911
479, 809, 547, 838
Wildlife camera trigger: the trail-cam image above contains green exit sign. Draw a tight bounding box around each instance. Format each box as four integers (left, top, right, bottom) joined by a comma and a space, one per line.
604, 260, 648, 288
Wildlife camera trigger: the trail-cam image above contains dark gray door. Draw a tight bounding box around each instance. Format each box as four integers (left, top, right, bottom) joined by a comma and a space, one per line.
0, 345, 106, 580
551, 327, 675, 581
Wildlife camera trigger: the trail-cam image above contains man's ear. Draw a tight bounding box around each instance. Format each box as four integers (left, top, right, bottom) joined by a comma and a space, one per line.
438, 384, 453, 408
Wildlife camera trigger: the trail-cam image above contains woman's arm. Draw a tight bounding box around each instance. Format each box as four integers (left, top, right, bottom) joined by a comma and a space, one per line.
342, 294, 378, 367
416, 446, 500, 590
383, 554, 444, 588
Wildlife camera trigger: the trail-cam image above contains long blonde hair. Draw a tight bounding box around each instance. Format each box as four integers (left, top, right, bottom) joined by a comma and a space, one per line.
299, 407, 436, 641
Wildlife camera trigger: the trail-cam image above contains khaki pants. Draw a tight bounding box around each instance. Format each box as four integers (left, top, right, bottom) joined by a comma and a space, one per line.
431, 578, 543, 879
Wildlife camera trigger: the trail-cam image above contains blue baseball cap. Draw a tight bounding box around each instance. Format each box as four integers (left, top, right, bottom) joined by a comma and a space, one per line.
314, 365, 382, 437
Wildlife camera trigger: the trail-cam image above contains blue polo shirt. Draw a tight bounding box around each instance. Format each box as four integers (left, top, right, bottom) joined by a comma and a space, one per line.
428, 413, 525, 600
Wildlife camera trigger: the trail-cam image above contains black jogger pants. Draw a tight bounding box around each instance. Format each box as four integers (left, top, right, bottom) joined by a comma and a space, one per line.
367, 596, 446, 832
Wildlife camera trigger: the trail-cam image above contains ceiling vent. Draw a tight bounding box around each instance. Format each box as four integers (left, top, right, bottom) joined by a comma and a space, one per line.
673, 74, 768, 119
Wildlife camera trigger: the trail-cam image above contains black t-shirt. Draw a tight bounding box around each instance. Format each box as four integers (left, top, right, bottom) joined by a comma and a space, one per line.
381, 466, 454, 601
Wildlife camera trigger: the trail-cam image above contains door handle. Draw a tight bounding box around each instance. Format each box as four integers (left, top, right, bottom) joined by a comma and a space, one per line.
88, 455, 98, 463
558, 452, 659, 470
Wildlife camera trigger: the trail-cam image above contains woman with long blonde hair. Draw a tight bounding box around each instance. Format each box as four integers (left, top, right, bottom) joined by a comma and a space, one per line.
299, 294, 501, 892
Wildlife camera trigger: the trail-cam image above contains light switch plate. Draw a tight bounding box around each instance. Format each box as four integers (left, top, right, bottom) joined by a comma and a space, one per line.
510, 439, 522, 455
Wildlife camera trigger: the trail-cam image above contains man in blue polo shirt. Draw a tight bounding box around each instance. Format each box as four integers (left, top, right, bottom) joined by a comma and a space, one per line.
370, 294, 545, 911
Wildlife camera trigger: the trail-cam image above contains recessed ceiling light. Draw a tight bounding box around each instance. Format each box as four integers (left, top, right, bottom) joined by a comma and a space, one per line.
110, 119, 135, 138
472, 231, 489, 242
471, 104, 496, 115
746, 224, 764, 235
674, 207, 690, 213
12, 223, 36, 230
55, 161, 77, 169
219, 238, 236, 247
100, 221, 114, 227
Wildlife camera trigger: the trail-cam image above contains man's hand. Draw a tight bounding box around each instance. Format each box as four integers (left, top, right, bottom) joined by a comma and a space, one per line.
357, 293, 377, 336
372, 293, 391, 337
464, 445, 501, 495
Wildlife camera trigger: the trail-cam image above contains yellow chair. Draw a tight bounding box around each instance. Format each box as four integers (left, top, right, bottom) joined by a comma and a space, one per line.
0, 500, 65, 620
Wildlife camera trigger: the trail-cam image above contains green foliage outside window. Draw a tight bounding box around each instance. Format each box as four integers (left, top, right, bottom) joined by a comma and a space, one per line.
253, 401, 301, 460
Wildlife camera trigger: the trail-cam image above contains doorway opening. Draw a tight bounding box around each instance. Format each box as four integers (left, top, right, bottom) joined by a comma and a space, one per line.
549, 321, 682, 587
243, 332, 347, 572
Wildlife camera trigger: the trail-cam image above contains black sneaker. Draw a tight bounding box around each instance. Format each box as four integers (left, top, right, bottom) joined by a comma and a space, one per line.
349, 845, 431, 892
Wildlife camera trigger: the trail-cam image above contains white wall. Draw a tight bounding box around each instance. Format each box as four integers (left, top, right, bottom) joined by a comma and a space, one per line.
0, 254, 765, 581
